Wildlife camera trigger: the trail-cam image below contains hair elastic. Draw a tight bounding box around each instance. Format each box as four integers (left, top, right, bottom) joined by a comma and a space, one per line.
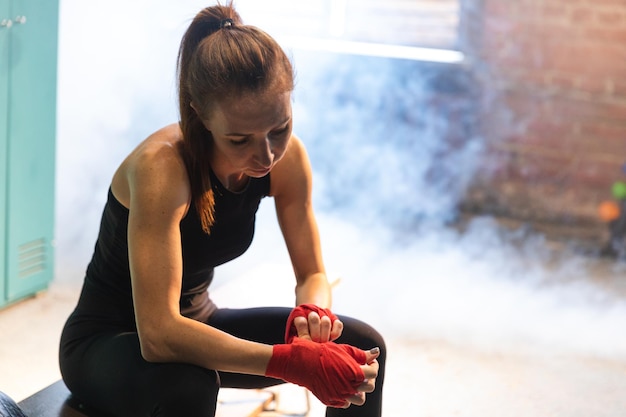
220, 18, 234, 28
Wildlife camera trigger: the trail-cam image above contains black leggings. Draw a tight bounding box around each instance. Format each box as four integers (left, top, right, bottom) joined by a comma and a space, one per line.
59, 307, 386, 417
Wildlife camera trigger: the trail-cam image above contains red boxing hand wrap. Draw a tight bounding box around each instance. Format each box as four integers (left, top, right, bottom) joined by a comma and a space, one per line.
285, 304, 339, 344
265, 337, 367, 407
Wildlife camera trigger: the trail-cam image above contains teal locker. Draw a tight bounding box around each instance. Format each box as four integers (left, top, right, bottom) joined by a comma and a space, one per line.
1, 0, 58, 307
0, 0, 9, 306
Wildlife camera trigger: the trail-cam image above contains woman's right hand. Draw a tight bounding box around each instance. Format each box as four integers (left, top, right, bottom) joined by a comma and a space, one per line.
340, 347, 380, 408
265, 337, 380, 408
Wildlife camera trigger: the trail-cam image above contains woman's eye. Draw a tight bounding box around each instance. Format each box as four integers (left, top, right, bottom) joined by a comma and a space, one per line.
270, 126, 290, 138
229, 138, 249, 146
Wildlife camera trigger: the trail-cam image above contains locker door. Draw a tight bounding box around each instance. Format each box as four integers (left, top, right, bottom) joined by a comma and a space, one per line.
0, 1, 10, 305
5, 0, 58, 301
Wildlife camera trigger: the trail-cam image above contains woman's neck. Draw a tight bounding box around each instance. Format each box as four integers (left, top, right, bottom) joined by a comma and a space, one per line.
209, 157, 249, 192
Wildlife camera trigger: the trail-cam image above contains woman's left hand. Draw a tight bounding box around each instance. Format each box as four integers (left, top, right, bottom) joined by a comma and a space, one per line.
293, 311, 343, 343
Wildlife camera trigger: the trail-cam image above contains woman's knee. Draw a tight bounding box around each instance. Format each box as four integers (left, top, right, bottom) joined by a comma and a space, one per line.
340, 316, 385, 347
337, 316, 387, 369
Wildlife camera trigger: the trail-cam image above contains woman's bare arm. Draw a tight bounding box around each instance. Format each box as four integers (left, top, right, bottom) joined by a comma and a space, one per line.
118, 128, 272, 373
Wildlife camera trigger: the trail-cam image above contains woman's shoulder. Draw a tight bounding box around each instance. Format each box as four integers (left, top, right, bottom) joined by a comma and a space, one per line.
283, 134, 307, 158
269, 134, 312, 198
132, 124, 186, 170
112, 123, 190, 209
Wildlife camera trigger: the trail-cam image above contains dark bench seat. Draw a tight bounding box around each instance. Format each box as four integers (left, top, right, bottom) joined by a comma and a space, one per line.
11, 381, 281, 417
18, 380, 90, 417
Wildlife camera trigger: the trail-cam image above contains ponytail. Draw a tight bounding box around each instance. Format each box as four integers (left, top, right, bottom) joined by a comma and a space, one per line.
177, 1, 293, 234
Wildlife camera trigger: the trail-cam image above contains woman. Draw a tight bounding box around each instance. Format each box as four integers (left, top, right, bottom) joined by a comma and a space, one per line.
59, 3, 385, 416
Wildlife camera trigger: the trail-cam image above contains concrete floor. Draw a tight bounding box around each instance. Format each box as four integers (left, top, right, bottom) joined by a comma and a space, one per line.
1, 239, 626, 416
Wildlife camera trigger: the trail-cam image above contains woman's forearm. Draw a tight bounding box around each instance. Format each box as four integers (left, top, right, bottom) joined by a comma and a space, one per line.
140, 314, 273, 375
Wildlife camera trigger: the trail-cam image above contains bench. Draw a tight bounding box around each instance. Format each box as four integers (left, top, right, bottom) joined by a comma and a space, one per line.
18, 380, 91, 417
10, 380, 302, 417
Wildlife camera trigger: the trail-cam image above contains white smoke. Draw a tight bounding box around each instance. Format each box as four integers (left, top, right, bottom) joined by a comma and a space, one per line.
55, 0, 626, 365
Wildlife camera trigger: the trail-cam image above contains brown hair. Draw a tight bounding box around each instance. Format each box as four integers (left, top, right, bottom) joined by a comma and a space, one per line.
177, 1, 294, 234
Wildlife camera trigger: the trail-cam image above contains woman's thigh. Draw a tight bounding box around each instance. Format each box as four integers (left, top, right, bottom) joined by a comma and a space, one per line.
60, 331, 219, 417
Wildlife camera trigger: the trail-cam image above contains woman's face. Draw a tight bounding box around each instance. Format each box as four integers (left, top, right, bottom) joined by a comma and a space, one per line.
202, 90, 293, 179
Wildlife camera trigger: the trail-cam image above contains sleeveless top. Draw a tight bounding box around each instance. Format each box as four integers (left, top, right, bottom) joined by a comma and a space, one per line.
70, 169, 271, 334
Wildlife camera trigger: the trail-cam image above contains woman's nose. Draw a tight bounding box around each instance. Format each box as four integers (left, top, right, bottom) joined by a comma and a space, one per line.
256, 137, 273, 168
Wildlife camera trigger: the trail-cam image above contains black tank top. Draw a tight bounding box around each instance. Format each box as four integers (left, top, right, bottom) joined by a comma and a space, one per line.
73, 170, 270, 330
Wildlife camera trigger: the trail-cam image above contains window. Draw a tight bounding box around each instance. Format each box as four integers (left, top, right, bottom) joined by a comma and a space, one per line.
236, 0, 461, 62
236, 0, 459, 49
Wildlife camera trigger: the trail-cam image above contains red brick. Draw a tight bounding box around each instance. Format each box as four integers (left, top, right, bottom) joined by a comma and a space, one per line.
487, 38, 547, 72
480, 90, 626, 149
581, 158, 626, 183
539, 4, 571, 21
497, 89, 550, 118
494, 129, 577, 158
582, 27, 626, 43
483, 15, 517, 37
569, 6, 596, 25
525, 118, 579, 141
585, 0, 626, 6
521, 21, 580, 41
596, 10, 625, 26
548, 72, 580, 91
557, 96, 626, 124
505, 118, 626, 160
499, 151, 619, 189
574, 136, 626, 160
542, 42, 626, 78
578, 122, 626, 143
506, 153, 574, 183
540, 0, 585, 6
577, 77, 612, 95
508, 117, 581, 150
576, 163, 624, 188
613, 80, 626, 98
483, 0, 511, 20
541, 0, 584, 5
504, 69, 550, 89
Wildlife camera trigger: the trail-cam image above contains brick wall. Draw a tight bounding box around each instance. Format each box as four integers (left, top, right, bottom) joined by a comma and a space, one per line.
460, 0, 626, 228
240, 0, 625, 233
